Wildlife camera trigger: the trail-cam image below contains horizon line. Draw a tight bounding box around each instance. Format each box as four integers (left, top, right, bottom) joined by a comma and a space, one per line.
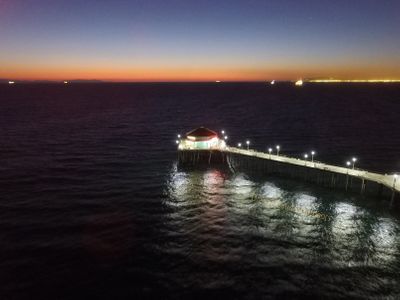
3, 79, 400, 84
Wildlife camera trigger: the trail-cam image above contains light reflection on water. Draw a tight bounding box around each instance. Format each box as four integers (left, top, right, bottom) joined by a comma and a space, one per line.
3, 81, 400, 298
163, 163, 400, 297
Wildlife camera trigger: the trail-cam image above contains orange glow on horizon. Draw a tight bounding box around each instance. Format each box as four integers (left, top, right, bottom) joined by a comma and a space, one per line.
2, 62, 400, 82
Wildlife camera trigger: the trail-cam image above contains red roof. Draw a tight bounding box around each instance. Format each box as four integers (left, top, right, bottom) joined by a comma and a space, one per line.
185, 127, 218, 139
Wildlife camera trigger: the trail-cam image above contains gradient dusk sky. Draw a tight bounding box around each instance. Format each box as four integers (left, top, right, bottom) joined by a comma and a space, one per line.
1, 0, 400, 81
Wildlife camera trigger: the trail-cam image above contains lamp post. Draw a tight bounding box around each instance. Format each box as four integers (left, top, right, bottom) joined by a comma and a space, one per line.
352, 157, 357, 169
304, 154, 308, 160
177, 134, 181, 139
311, 151, 315, 163
268, 148, 272, 158
238, 143, 242, 148
345, 161, 351, 190
221, 130, 225, 135
391, 174, 398, 203
224, 135, 228, 140
246, 140, 250, 150
276, 145, 280, 156
175, 140, 179, 145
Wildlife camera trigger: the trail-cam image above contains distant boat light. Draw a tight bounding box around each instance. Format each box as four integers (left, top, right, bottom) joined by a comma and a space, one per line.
63, 81, 68, 84
8, 81, 15, 85
295, 79, 303, 86
215, 80, 221, 83
270, 80, 275, 85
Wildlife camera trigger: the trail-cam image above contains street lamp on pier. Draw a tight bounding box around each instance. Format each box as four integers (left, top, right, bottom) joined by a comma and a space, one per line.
276, 145, 280, 156
394, 174, 398, 188
238, 143, 242, 148
246, 140, 250, 150
352, 157, 357, 169
311, 151, 315, 162
304, 154, 308, 165
346, 161, 351, 168
268, 148, 272, 158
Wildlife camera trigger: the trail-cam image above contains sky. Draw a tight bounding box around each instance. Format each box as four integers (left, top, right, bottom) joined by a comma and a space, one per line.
1, 0, 400, 81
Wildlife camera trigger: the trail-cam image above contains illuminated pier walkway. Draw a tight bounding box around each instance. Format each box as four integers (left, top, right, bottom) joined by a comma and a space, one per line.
224, 146, 399, 194
176, 127, 398, 200
178, 145, 399, 200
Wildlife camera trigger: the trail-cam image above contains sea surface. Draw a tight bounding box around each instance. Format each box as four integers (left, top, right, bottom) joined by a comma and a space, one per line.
1, 83, 400, 299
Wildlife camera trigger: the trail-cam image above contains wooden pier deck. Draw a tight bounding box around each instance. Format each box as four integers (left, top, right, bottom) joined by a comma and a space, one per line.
225, 146, 399, 193
178, 145, 399, 199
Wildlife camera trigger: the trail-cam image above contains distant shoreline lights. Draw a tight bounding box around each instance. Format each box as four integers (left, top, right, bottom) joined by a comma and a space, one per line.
308, 79, 400, 83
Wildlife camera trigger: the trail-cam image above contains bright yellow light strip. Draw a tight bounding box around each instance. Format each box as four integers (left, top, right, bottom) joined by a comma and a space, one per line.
308, 79, 400, 83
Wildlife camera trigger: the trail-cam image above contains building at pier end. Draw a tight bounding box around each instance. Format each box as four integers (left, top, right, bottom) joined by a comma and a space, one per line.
178, 127, 226, 150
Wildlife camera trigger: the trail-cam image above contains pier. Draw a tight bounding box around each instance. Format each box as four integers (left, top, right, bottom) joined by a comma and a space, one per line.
176, 127, 399, 202
226, 146, 398, 192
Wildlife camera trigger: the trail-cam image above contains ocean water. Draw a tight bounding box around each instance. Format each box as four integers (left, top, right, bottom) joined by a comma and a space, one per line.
0, 82, 400, 299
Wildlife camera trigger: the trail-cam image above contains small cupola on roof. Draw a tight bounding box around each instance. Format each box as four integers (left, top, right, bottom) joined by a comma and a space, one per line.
179, 127, 225, 150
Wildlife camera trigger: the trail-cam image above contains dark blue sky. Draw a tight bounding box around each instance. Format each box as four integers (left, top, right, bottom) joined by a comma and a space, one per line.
1, 0, 400, 81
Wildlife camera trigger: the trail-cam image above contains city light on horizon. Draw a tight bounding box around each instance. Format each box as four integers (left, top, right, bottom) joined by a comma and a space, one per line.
308, 79, 400, 83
